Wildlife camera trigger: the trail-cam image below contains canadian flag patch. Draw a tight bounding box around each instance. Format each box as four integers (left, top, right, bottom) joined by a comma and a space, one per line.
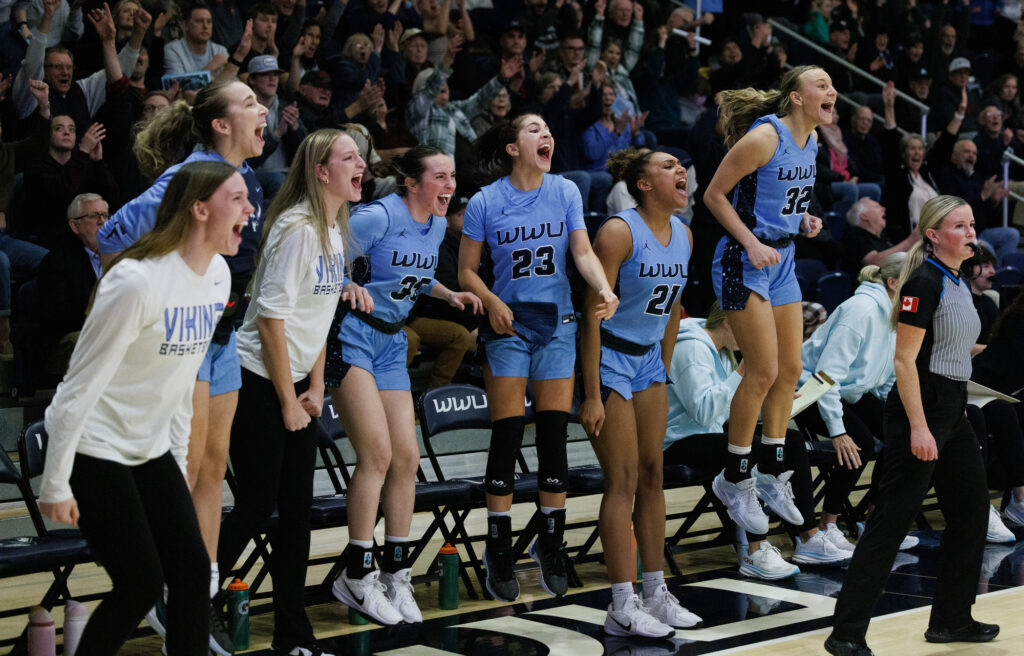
901, 296, 919, 312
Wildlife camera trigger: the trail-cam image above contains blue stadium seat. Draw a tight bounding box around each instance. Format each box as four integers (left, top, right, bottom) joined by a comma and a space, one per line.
825, 211, 846, 243
816, 271, 853, 313
992, 265, 1022, 291
795, 259, 828, 301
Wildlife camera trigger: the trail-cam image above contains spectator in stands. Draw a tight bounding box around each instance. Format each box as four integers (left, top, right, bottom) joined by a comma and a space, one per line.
544, 33, 589, 91
580, 148, 703, 637
798, 254, 920, 555
269, 0, 307, 62
983, 73, 1020, 129
932, 57, 982, 133
405, 37, 518, 153
470, 87, 511, 136
591, 38, 639, 118
580, 84, 650, 181
36, 193, 106, 374
602, 0, 641, 46
802, 0, 831, 44
585, 0, 643, 72
247, 55, 302, 202
289, 20, 323, 82
518, 0, 574, 53
709, 33, 782, 97
856, 28, 896, 87
38, 161, 245, 656
845, 105, 885, 188
405, 196, 478, 390
209, 0, 244, 50
331, 28, 392, 116
16, 0, 85, 45
164, 3, 230, 76
895, 34, 926, 88
361, 96, 416, 165
458, 116, 617, 603
633, 26, 699, 147
927, 1, 971, 81
222, 130, 364, 656
294, 69, 341, 130
21, 115, 118, 250
840, 198, 920, 278
897, 65, 934, 135
663, 302, 842, 579
816, 106, 882, 220
880, 81, 958, 241
822, 20, 857, 95
12, 0, 144, 134
964, 244, 999, 346
975, 104, 1011, 179
936, 138, 1017, 261
226, 3, 280, 75
327, 147, 479, 625
337, 0, 419, 44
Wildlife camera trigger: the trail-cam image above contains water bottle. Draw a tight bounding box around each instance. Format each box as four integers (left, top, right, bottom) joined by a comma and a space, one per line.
62, 600, 89, 656
348, 607, 369, 625
226, 578, 250, 651
438, 542, 460, 610
27, 606, 55, 656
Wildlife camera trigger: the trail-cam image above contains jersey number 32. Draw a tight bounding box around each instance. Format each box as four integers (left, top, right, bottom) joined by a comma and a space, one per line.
781, 185, 813, 216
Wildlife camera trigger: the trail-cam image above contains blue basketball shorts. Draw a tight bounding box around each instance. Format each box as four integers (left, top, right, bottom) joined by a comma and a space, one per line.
484, 332, 576, 380
325, 312, 410, 391
197, 330, 242, 396
599, 343, 667, 401
711, 236, 800, 310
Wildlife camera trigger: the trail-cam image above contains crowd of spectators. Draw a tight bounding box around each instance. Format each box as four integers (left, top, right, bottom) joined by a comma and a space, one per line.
2, 0, 1024, 381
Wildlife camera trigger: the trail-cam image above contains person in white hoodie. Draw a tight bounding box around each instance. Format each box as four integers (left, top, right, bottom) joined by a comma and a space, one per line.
798, 253, 922, 554
664, 301, 850, 580
218, 129, 369, 656
38, 161, 250, 656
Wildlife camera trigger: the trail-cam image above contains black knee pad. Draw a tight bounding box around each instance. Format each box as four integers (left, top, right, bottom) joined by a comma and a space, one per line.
536, 410, 570, 493
485, 416, 526, 496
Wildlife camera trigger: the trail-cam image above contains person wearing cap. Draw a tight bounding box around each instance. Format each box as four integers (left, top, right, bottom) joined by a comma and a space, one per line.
248, 54, 303, 203
405, 195, 479, 389
824, 20, 856, 94
895, 65, 933, 133
295, 69, 337, 130
406, 35, 520, 154
933, 57, 981, 133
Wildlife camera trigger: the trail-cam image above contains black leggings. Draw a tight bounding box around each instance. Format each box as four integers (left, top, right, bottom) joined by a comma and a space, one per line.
663, 430, 818, 535
833, 375, 988, 642
70, 451, 208, 656
218, 368, 318, 648
797, 394, 884, 516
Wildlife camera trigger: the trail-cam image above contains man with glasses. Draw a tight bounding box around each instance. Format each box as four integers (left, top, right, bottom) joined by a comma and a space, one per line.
36, 194, 109, 375
12, 0, 147, 135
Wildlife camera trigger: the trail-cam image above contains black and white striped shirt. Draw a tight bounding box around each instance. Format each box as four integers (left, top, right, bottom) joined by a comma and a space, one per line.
897, 257, 980, 381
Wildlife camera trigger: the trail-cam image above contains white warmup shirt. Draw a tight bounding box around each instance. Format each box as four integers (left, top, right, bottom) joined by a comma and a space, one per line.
236, 202, 346, 381
41, 252, 231, 503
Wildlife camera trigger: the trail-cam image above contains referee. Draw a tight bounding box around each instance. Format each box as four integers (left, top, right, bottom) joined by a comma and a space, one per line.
826, 196, 997, 656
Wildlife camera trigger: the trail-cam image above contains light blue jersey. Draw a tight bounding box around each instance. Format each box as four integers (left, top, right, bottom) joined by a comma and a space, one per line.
463, 174, 586, 336
350, 194, 447, 324
731, 114, 818, 239
600, 210, 690, 346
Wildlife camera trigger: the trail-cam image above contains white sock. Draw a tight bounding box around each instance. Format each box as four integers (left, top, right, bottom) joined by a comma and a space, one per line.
349, 538, 374, 549
539, 506, 562, 515
761, 436, 786, 445
641, 571, 665, 598
384, 534, 409, 542
727, 443, 752, 455
210, 563, 219, 599
487, 510, 512, 518
611, 582, 635, 611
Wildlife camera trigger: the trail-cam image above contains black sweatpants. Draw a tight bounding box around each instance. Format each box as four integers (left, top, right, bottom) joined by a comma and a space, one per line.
218, 368, 318, 648
978, 399, 1024, 490
798, 393, 884, 516
70, 451, 209, 656
663, 430, 818, 535
832, 374, 988, 642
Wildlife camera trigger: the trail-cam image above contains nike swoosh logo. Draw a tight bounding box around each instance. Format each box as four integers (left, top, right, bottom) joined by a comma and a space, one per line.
214, 280, 223, 285
611, 616, 632, 632
345, 580, 364, 605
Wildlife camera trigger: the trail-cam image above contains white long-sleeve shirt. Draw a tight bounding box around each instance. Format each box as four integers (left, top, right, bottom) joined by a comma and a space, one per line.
237, 202, 345, 382
41, 252, 230, 503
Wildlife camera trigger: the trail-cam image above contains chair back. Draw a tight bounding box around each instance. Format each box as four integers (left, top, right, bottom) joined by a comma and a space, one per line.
816, 271, 853, 313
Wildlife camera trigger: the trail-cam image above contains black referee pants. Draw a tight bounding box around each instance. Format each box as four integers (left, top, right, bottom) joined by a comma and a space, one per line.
218, 368, 318, 649
832, 374, 988, 643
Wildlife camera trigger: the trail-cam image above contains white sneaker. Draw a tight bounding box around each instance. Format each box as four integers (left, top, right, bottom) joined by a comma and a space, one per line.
380, 569, 423, 623
987, 504, 1016, 544
822, 523, 856, 552
751, 466, 804, 526
279, 644, 336, 656
1003, 499, 1024, 528
713, 470, 769, 535
331, 569, 403, 625
856, 521, 919, 550
792, 530, 852, 566
604, 594, 675, 638
738, 542, 800, 580
644, 583, 702, 629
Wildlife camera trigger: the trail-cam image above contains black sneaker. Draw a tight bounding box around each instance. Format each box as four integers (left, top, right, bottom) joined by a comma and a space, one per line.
529, 537, 568, 597
208, 593, 235, 656
924, 621, 1000, 643
271, 642, 336, 656
483, 514, 520, 602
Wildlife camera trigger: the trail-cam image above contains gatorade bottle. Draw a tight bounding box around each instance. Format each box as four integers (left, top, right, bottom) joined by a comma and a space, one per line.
27, 606, 55, 656
226, 578, 250, 651
63, 600, 89, 656
438, 543, 460, 610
